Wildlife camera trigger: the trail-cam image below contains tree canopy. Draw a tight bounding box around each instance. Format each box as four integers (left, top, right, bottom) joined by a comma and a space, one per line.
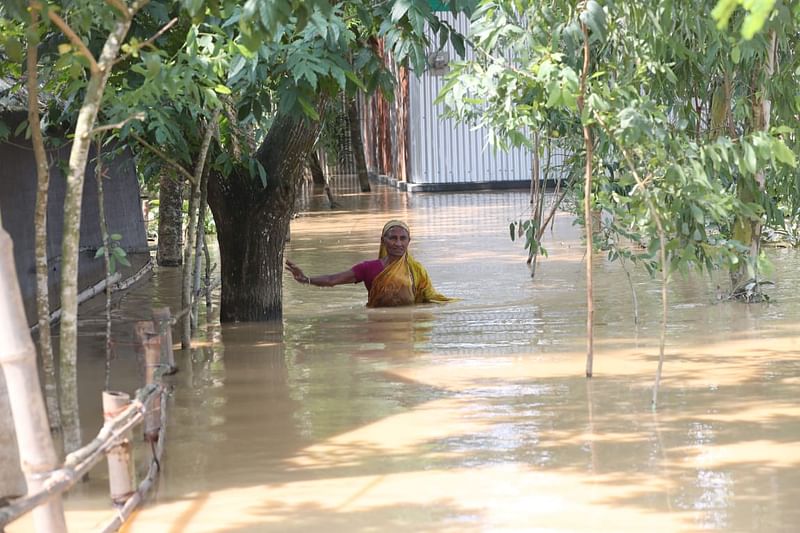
437, 0, 799, 286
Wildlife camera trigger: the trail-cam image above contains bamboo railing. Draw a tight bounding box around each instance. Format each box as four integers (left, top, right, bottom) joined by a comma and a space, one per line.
0, 305, 179, 532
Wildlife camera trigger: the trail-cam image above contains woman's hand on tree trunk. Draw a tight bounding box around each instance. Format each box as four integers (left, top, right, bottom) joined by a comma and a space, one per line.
285, 260, 310, 284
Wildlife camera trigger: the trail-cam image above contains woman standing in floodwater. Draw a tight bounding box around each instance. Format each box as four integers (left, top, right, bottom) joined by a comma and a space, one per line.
285, 220, 454, 307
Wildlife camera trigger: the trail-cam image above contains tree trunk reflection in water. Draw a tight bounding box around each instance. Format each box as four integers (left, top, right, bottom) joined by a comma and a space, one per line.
12, 186, 800, 533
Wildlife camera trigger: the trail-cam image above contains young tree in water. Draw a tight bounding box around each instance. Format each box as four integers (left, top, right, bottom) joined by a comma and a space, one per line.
442, 0, 797, 289
437, 0, 798, 387
710, 0, 800, 293
5, 0, 156, 453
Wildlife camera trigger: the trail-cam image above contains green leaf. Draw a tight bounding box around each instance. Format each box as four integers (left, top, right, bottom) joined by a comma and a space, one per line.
5, 37, 24, 62
228, 55, 247, 81
772, 139, 797, 167
214, 84, 232, 94
110, 233, 122, 241
297, 95, 320, 120
391, 0, 413, 21
330, 65, 346, 89
344, 70, 367, 91
253, 159, 267, 187
711, 0, 738, 29
743, 143, 757, 174
450, 32, 466, 58
545, 83, 562, 108
730, 45, 741, 64
579, 0, 607, 42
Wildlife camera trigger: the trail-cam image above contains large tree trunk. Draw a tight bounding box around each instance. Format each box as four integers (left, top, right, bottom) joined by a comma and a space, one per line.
208, 110, 323, 322
156, 169, 183, 266
213, 203, 290, 322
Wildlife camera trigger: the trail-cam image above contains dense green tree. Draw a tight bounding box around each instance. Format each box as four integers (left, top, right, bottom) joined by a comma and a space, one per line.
436, 0, 798, 391
110, 0, 473, 322
440, 0, 797, 284
3, 1, 474, 331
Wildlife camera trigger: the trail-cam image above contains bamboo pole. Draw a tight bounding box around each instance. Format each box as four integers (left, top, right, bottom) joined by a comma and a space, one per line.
152, 307, 177, 374
0, 228, 67, 532
30, 272, 121, 332
97, 386, 168, 533
110, 258, 153, 292
0, 373, 26, 502
102, 391, 135, 506
30, 259, 151, 334
135, 321, 162, 442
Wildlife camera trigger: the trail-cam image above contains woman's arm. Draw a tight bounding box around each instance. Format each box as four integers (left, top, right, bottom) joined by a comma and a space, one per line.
285, 260, 357, 287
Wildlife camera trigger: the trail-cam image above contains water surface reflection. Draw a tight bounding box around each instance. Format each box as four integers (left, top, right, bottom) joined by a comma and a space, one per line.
9, 184, 799, 532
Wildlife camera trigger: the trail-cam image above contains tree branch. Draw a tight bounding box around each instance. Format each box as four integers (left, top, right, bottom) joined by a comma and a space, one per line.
84, 112, 145, 138
37, 5, 100, 75
131, 132, 196, 185
105, 0, 131, 19
114, 17, 178, 65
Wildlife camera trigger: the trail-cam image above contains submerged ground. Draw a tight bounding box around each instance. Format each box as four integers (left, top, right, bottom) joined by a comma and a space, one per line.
9, 183, 800, 532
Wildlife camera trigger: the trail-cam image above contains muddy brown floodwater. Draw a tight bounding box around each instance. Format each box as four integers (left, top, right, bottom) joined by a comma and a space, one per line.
9, 183, 800, 532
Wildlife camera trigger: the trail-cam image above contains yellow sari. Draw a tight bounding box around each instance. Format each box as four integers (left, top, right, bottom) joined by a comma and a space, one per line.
367, 249, 455, 308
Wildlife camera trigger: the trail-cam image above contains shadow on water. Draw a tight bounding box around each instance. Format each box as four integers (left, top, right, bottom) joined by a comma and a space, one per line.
10, 181, 800, 532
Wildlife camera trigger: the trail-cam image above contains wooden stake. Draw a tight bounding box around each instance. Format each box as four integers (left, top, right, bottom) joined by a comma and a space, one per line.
152, 307, 177, 374
102, 391, 135, 506
135, 321, 162, 442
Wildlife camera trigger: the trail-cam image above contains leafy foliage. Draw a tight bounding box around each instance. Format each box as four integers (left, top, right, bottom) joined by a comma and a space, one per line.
3, 0, 474, 188
94, 233, 131, 274
438, 0, 799, 285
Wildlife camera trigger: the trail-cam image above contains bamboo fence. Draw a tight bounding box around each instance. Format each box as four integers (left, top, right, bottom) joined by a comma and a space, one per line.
0, 304, 179, 532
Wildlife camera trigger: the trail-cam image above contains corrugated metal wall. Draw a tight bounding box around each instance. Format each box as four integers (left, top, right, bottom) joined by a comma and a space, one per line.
408, 13, 567, 187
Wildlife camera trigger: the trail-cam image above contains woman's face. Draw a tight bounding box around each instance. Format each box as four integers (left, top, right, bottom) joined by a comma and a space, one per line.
382, 226, 411, 258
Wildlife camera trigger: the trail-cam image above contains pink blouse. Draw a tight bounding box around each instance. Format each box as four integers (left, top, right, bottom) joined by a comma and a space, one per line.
351, 259, 385, 291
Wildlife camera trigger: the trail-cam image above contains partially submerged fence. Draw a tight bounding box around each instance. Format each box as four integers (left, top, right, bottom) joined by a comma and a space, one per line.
0, 225, 182, 532
0, 308, 178, 532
